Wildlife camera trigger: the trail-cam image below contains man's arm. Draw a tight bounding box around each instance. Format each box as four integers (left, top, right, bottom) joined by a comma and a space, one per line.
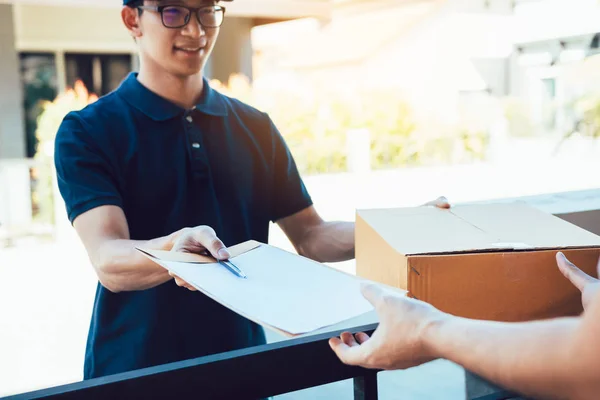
74, 205, 230, 293
277, 197, 450, 263
277, 206, 354, 263
330, 253, 600, 400
54, 116, 231, 292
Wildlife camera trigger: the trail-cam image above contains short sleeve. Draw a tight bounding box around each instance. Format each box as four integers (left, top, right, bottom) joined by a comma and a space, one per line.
54, 113, 123, 224
268, 116, 313, 222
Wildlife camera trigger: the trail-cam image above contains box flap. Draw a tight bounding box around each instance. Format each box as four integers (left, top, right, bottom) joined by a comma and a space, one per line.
357, 203, 600, 256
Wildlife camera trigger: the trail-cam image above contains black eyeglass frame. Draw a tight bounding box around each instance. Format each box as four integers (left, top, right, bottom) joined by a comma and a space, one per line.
137, 4, 226, 29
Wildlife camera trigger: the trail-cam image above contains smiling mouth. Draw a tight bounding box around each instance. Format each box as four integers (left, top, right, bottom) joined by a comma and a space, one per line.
174, 46, 203, 53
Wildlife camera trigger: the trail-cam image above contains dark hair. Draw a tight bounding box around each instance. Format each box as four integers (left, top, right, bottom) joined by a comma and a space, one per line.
127, 0, 144, 14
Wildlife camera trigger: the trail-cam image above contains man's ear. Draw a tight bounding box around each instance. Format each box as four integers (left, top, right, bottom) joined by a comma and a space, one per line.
122, 6, 143, 40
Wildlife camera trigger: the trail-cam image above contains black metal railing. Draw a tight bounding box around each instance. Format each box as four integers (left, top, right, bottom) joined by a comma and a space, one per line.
2, 322, 520, 400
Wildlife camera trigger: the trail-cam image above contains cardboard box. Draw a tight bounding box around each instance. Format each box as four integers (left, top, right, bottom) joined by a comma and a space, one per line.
356, 202, 600, 322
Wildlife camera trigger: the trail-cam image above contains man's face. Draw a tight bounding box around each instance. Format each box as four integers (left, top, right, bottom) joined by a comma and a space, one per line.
133, 0, 221, 77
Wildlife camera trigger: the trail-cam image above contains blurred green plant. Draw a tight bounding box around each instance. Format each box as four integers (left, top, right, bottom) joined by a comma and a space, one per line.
20, 54, 59, 159
33, 81, 98, 225
554, 93, 600, 153
502, 97, 536, 138
213, 75, 489, 175
569, 94, 600, 138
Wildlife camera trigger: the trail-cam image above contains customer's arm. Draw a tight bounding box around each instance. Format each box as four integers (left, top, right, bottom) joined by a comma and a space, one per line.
428, 298, 598, 400
74, 205, 231, 293
330, 253, 600, 400
431, 253, 600, 399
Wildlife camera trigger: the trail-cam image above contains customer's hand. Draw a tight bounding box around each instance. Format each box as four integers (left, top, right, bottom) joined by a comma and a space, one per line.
169, 226, 231, 291
556, 252, 600, 311
423, 196, 451, 209
329, 283, 448, 370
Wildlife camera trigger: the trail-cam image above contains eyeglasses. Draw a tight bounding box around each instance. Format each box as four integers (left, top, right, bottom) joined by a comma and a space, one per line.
138, 5, 226, 29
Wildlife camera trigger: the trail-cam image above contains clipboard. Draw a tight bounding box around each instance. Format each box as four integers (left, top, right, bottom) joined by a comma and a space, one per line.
137, 241, 375, 337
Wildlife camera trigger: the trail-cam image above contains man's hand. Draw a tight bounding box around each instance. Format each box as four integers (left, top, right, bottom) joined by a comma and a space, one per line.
423, 196, 451, 209
329, 283, 447, 370
556, 252, 600, 311
169, 226, 231, 291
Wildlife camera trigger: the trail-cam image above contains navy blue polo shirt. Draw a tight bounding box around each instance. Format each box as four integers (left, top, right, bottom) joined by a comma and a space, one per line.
54, 72, 313, 379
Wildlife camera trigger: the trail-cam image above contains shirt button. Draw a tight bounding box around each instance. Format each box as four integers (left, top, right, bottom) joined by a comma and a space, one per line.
192, 143, 201, 149
186, 115, 193, 123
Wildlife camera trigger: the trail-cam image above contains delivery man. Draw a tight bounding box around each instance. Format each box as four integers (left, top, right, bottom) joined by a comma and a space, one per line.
54, 0, 449, 379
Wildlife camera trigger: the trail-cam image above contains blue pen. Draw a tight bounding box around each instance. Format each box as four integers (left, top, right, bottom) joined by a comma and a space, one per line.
218, 259, 248, 279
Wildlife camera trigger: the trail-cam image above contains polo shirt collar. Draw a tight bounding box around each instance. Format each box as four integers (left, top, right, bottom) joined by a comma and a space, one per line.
117, 72, 228, 121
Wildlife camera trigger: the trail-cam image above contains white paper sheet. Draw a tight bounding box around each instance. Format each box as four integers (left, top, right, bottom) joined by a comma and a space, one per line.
144, 244, 374, 336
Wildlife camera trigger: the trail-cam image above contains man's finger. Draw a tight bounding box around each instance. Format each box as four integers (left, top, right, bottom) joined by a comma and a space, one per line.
173, 276, 197, 291
195, 228, 230, 260
361, 283, 386, 308
556, 252, 593, 291
173, 277, 185, 286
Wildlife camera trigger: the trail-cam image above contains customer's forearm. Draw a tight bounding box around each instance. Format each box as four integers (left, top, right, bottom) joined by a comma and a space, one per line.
425, 316, 581, 400
300, 221, 355, 263
93, 233, 177, 293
